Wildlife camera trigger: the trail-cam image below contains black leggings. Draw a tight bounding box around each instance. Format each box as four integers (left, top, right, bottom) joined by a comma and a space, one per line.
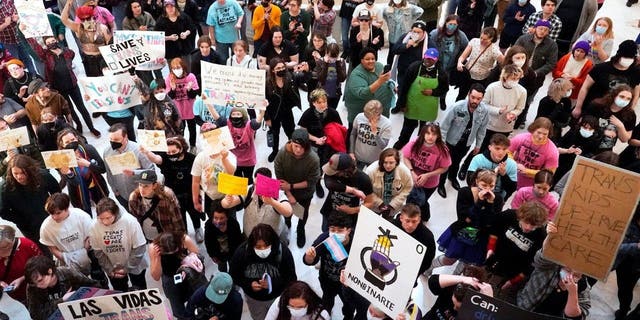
183, 118, 198, 146
616, 257, 640, 312
269, 114, 295, 154
59, 86, 96, 132
235, 166, 256, 185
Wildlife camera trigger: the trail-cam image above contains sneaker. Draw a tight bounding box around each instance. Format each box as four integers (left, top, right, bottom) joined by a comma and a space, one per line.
90, 128, 101, 138
450, 179, 461, 191
296, 227, 306, 248
315, 181, 325, 198
437, 185, 447, 198
190, 145, 198, 155
458, 170, 467, 181
195, 228, 204, 243
268, 151, 277, 162
92, 112, 103, 118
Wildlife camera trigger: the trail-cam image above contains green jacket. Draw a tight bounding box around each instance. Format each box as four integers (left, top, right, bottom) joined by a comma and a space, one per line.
344, 62, 395, 123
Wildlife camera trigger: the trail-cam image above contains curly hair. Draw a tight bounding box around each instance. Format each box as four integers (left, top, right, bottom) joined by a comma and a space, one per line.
276, 281, 326, 320
5, 154, 41, 191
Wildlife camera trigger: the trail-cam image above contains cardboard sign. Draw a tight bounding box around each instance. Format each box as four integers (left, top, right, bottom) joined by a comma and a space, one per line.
217, 172, 248, 196
344, 207, 426, 318
456, 291, 563, 320
41, 150, 78, 169
200, 61, 267, 110
255, 173, 280, 198
56, 288, 169, 320
0, 126, 30, 151
113, 31, 166, 70
543, 156, 640, 281
99, 37, 156, 72
105, 151, 141, 175
202, 126, 235, 154
15, 0, 53, 38
137, 130, 168, 152
78, 74, 142, 113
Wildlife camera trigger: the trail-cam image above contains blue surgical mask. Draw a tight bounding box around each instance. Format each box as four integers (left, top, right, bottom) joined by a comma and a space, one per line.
595, 26, 607, 35
615, 97, 630, 108
446, 23, 457, 32
518, 0, 527, 5
579, 127, 594, 138
329, 232, 347, 243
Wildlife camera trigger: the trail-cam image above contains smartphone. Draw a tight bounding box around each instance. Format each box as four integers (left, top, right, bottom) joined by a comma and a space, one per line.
3, 285, 15, 292
173, 273, 183, 284
383, 64, 392, 74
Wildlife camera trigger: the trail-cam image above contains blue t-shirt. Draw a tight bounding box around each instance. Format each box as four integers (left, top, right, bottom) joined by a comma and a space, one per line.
468, 153, 518, 196
206, 0, 244, 44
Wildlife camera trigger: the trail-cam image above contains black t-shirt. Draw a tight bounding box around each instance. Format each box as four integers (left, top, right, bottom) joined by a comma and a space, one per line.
307, 231, 352, 282
320, 170, 373, 216
555, 0, 583, 41
585, 62, 640, 106
582, 102, 636, 151
298, 107, 342, 141
424, 274, 457, 320
393, 217, 436, 274
258, 40, 298, 64
158, 152, 196, 197
52, 54, 74, 92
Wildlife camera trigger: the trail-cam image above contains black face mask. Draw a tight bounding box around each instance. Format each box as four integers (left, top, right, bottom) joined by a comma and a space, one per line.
47, 42, 60, 50
366, 0, 374, 4
110, 141, 123, 150
276, 70, 286, 77
167, 154, 181, 162
65, 141, 79, 150
230, 117, 245, 128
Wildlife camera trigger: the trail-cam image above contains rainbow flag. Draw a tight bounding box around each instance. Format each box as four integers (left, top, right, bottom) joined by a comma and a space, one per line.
323, 234, 349, 262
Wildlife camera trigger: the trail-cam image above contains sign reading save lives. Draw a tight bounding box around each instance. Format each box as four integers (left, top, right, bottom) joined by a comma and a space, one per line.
57, 288, 169, 320
543, 156, 640, 281
99, 38, 155, 72
344, 207, 425, 318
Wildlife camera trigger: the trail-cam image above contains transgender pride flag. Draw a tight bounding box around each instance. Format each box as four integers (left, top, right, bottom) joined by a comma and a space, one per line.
323, 234, 349, 262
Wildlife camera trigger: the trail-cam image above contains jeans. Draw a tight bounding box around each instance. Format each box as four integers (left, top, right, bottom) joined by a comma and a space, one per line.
341, 17, 351, 54
439, 141, 470, 186
446, 0, 461, 14
4, 43, 37, 75
216, 41, 233, 63
407, 186, 437, 221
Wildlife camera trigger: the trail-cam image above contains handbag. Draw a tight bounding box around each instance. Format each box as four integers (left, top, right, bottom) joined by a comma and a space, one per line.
456, 226, 480, 245
450, 44, 491, 87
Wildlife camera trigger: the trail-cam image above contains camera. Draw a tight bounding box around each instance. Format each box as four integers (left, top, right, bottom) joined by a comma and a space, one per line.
194, 305, 224, 320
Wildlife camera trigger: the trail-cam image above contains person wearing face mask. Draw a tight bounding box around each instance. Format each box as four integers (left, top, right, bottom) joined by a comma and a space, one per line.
265, 58, 301, 162
498, 0, 535, 51
303, 212, 354, 317
252, 0, 283, 57
61, 3, 111, 77
553, 116, 600, 182
140, 135, 203, 241
393, 48, 448, 150
55, 128, 109, 214
24, 78, 73, 136
166, 57, 199, 148
388, 20, 428, 100
576, 17, 614, 64
508, 117, 559, 189
265, 281, 330, 320
582, 84, 637, 154
226, 107, 264, 185
141, 79, 183, 137
383, 1, 423, 66
552, 41, 593, 103
30, 36, 101, 138
204, 200, 244, 272
230, 223, 297, 320
536, 78, 574, 141
510, 169, 558, 220
572, 40, 640, 119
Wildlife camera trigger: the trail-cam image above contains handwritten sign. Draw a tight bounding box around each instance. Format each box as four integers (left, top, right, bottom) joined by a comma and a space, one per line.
99, 37, 154, 72
56, 288, 169, 320
78, 73, 142, 113
457, 291, 563, 320
543, 156, 640, 281
15, 0, 53, 38
255, 174, 280, 198
41, 150, 78, 169
137, 130, 168, 152
344, 207, 425, 318
217, 172, 248, 196
201, 61, 266, 110
0, 126, 30, 151
105, 151, 141, 175
202, 126, 235, 154
114, 31, 166, 70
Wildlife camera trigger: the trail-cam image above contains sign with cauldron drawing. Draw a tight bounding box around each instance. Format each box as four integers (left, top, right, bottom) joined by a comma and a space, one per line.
344, 207, 426, 318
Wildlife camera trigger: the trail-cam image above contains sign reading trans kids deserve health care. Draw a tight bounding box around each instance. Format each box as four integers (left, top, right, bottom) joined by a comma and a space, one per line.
543, 156, 640, 281
344, 207, 426, 318
57, 288, 169, 320
114, 31, 166, 70
78, 74, 142, 113
200, 61, 266, 110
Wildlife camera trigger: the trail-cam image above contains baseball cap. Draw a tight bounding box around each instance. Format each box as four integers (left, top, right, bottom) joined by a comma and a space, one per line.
322, 153, 354, 176
205, 273, 233, 304
134, 170, 158, 184
357, 9, 371, 21
164, 0, 176, 6
424, 48, 439, 60
534, 19, 552, 29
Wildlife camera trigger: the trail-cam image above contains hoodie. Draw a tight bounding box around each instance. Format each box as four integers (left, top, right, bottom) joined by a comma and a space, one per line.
274, 141, 321, 201
467, 149, 518, 198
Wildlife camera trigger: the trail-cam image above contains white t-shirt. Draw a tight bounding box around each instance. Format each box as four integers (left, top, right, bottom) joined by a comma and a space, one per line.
190, 151, 237, 200
40, 208, 93, 272
90, 213, 149, 274
351, 3, 384, 25
265, 297, 330, 320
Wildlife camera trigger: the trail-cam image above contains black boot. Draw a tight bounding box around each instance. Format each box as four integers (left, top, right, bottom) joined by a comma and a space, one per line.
315, 180, 324, 198
296, 223, 306, 248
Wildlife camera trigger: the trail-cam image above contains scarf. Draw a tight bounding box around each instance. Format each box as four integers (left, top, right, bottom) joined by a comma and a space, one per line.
562, 55, 587, 78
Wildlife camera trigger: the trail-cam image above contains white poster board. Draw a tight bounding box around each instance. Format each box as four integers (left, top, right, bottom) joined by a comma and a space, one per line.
78, 73, 142, 113
343, 207, 426, 318
200, 61, 267, 110
113, 31, 166, 71
15, 0, 53, 38
99, 37, 157, 72
57, 289, 170, 320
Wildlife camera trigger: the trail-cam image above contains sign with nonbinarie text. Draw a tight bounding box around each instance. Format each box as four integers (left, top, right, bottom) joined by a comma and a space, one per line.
543, 156, 640, 281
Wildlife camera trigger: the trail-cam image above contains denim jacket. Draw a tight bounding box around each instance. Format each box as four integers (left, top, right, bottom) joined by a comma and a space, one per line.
440, 98, 490, 147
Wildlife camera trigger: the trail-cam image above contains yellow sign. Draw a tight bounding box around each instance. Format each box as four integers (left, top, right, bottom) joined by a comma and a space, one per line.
217, 172, 248, 196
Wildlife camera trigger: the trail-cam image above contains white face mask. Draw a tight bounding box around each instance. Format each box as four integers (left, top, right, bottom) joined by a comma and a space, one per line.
565, 89, 572, 97
255, 247, 271, 258
513, 59, 526, 68
615, 97, 630, 108
154, 92, 167, 101
619, 57, 635, 68
288, 306, 308, 318
579, 127, 593, 138
329, 232, 347, 243
504, 80, 518, 88
173, 68, 183, 77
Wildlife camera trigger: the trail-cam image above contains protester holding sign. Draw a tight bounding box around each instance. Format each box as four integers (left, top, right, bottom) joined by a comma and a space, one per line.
166, 57, 199, 147
191, 143, 237, 213
91, 198, 149, 292
265, 281, 330, 320
61, 2, 111, 76
424, 269, 494, 320
227, 107, 264, 185
142, 79, 183, 137
25, 255, 101, 320
204, 200, 244, 272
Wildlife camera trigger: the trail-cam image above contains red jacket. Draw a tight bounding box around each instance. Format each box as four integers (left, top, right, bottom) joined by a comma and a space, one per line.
324, 122, 347, 153
551, 53, 593, 99
31, 41, 78, 89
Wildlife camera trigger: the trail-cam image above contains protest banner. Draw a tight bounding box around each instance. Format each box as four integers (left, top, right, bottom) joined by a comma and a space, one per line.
200, 61, 267, 110
99, 37, 156, 73
56, 288, 169, 320
0, 126, 30, 151
42, 150, 78, 169
456, 291, 563, 320
344, 207, 426, 318
15, 0, 53, 38
255, 173, 280, 198
543, 156, 640, 281
78, 73, 142, 113
202, 126, 235, 154
114, 31, 166, 70
217, 172, 248, 196
137, 130, 168, 152
105, 151, 141, 175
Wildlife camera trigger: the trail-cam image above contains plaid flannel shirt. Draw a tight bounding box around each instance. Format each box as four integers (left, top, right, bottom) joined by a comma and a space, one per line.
522, 11, 563, 41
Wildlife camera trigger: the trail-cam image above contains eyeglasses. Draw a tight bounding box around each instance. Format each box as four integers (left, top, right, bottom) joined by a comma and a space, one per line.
424, 121, 440, 127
